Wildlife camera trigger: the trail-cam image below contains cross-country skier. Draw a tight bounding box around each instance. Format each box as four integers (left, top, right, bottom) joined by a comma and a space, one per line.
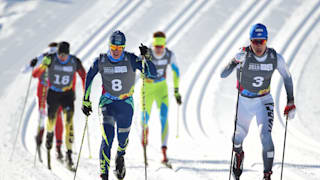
81, 30, 157, 180
141, 31, 182, 165
220, 23, 296, 180
22, 42, 64, 162
34, 41, 86, 170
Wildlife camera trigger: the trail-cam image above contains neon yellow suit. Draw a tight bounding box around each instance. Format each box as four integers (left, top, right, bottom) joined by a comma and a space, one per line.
141, 47, 180, 147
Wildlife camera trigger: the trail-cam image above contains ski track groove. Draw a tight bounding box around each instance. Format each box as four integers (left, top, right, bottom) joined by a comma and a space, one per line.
80, 0, 144, 61
196, 0, 272, 136
274, 2, 320, 154
182, 0, 260, 138
275, 1, 320, 126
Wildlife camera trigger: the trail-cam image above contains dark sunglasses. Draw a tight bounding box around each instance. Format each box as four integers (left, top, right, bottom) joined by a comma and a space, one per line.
251, 39, 267, 45
58, 53, 68, 57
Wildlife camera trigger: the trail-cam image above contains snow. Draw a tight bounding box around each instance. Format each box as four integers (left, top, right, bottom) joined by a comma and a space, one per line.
0, 0, 319, 179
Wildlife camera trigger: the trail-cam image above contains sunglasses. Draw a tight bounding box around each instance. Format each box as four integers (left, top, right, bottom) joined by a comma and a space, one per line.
154, 45, 165, 49
110, 44, 125, 51
58, 53, 68, 57
251, 39, 267, 45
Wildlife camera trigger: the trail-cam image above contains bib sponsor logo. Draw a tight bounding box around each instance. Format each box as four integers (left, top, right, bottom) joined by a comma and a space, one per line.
53, 65, 73, 72
103, 66, 128, 74
248, 63, 273, 71
154, 59, 168, 66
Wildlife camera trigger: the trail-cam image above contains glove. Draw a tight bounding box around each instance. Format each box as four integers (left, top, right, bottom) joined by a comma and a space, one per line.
284, 102, 296, 119
82, 100, 92, 116
139, 43, 151, 59
234, 47, 247, 64
30, 58, 38, 67
174, 88, 182, 105
42, 57, 51, 66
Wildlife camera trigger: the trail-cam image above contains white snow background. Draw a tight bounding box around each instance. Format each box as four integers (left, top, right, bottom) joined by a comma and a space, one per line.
0, 0, 319, 179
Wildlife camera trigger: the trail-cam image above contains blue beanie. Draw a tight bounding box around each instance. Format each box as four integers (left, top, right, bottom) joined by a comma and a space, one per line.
110, 30, 126, 46
249, 23, 268, 40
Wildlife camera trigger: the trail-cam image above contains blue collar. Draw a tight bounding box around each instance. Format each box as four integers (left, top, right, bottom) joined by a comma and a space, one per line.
107, 51, 124, 62
56, 53, 70, 64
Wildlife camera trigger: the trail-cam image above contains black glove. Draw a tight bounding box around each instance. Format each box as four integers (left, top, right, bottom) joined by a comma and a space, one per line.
82, 100, 92, 116
30, 58, 38, 67
139, 43, 151, 59
174, 88, 182, 105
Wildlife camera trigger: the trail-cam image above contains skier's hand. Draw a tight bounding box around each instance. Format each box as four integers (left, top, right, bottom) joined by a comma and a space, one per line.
82, 100, 92, 116
139, 43, 151, 59
42, 57, 51, 67
284, 101, 295, 119
30, 58, 38, 67
174, 88, 182, 105
234, 47, 247, 64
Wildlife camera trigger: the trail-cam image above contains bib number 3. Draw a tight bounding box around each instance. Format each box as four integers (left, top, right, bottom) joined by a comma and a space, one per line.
252, 76, 264, 87
111, 79, 122, 91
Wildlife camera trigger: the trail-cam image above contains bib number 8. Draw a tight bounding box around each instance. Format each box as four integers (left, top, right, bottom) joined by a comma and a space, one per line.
111, 79, 122, 91
252, 76, 264, 87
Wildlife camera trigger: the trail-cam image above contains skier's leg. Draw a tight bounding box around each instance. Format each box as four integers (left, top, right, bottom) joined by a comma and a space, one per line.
256, 95, 275, 174
55, 106, 63, 149
114, 98, 133, 179
36, 83, 47, 146
61, 91, 75, 152
100, 103, 115, 178
46, 90, 59, 150
116, 98, 134, 156
233, 96, 254, 152
155, 82, 169, 148
141, 84, 154, 145
232, 96, 255, 177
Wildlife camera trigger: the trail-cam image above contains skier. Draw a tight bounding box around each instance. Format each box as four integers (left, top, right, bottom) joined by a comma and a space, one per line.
34, 41, 86, 170
220, 23, 296, 180
81, 30, 157, 180
141, 31, 182, 165
22, 42, 64, 162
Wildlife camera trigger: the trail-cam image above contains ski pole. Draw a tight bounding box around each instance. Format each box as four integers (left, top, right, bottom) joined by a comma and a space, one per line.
228, 64, 243, 180
141, 55, 148, 180
74, 116, 89, 180
87, 122, 92, 159
176, 105, 180, 138
10, 68, 33, 161
280, 115, 289, 180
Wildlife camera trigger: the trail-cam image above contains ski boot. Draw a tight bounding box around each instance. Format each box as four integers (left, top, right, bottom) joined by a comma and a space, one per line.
232, 151, 244, 180
263, 171, 272, 180
56, 145, 64, 163
66, 150, 75, 171
100, 174, 108, 180
114, 154, 126, 180
141, 127, 149, 146
161, 146, 172, 168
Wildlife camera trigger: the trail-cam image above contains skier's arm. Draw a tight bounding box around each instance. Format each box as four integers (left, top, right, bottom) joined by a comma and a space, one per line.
277, 54, 294, 103
130, 54, 157, 79
83, 58, 99, 101
21, 53, 47, 73
221, 48, 246, 78
32, 55, 51, 78
170, 53, 180, 89
75, 57, 87, 91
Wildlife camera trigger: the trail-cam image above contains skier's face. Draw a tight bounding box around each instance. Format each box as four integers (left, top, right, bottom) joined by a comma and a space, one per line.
154, 45, 165, 56
58, 53, 69, 61
110, 44, 125, 59
250, 39, 267, 56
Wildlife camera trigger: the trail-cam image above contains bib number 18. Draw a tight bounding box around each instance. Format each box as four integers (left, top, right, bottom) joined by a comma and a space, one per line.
111, 79, 122, 91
